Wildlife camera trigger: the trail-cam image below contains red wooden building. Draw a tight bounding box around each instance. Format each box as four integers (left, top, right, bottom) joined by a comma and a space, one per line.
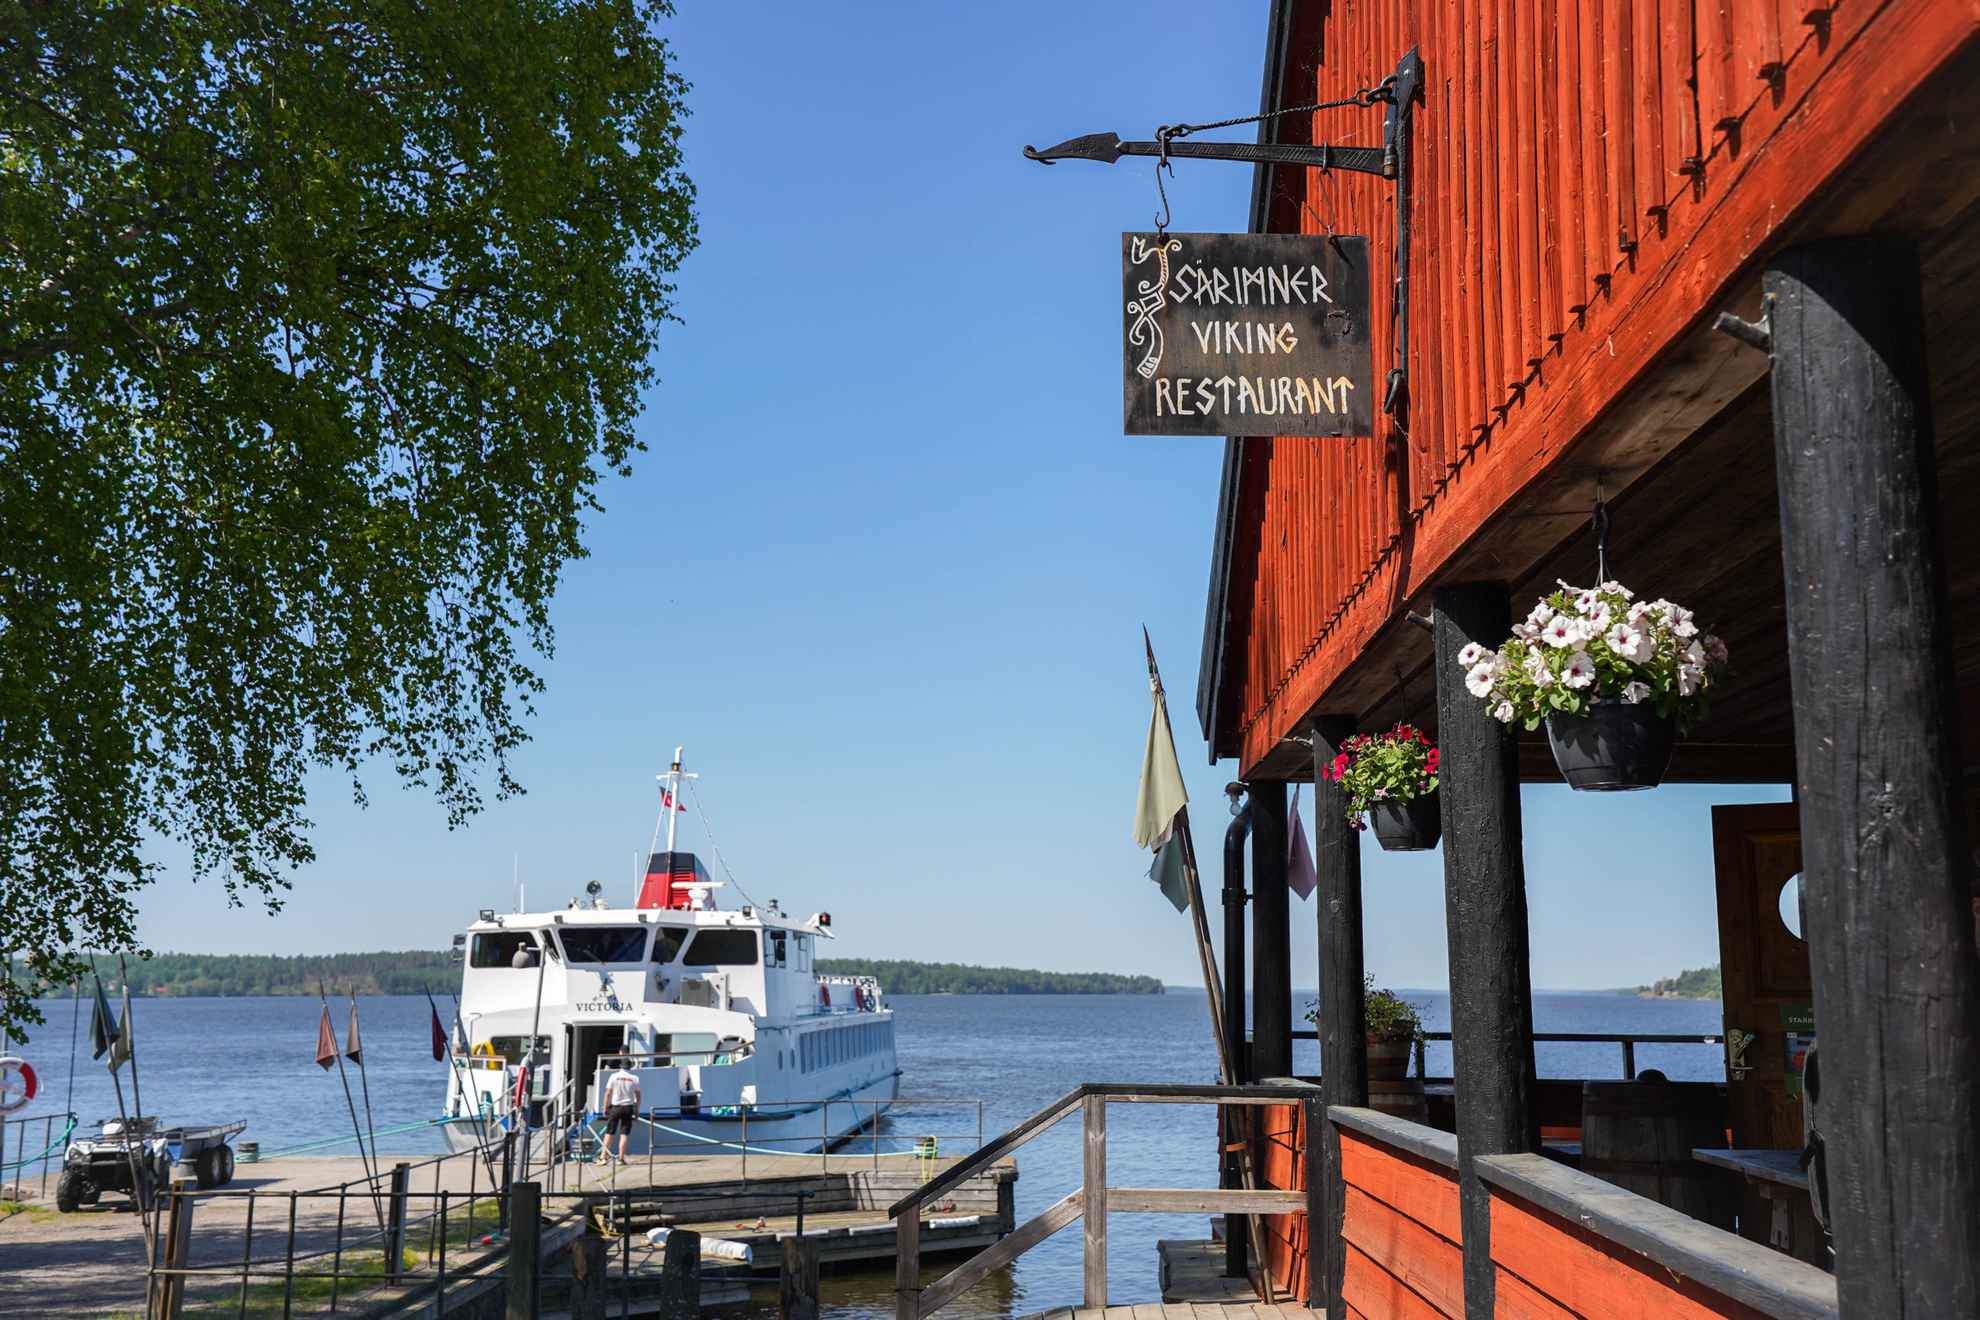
1193, 1, 1980, 1318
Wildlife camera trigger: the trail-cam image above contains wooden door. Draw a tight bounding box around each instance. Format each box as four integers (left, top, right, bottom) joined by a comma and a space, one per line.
1712, 803, 1811, 1152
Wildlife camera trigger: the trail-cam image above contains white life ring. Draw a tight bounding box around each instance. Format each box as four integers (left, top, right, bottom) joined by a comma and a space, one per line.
0, 1056, 37, 1114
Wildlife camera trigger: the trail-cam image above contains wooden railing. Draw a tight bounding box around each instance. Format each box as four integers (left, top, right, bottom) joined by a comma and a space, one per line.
1289, 1029, 1725, 1081
889, 1082, 1319, 1320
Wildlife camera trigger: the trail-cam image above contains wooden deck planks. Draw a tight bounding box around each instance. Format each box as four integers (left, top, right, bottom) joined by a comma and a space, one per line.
1016, 1306, 1326, 1320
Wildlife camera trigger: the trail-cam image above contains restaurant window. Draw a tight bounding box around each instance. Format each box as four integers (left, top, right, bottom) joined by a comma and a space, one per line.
682, 930, 758, 967
470, 931, 541, 968
557, 926, 649, 964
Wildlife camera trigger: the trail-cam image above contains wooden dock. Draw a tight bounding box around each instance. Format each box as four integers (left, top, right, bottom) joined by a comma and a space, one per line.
1020, 1306, 1322, 1320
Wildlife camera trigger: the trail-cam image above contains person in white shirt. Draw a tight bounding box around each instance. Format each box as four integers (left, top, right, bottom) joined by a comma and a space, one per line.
601, 1065, 641, 1165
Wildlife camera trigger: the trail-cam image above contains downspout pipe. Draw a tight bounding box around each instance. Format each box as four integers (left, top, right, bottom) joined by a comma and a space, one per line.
1221, 786, 1253, 1281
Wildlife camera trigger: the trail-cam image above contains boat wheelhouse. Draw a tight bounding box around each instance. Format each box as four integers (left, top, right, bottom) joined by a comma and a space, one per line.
442, 752, 898, 1157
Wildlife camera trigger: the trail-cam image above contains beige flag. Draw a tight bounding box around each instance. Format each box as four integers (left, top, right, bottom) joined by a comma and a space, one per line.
1133, 678, 1190, 850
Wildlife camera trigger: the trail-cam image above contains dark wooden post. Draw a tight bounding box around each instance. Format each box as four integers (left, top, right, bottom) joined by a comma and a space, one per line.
385, 1161, 410, 1282
504, 1180, 541, 1320
657, 1227, 701, 1320
1221, 798, 1253, 1279
780, 1233, 821, 1320
1312, 717, 1367, 1318
1766, 237, 1980, 1318
1433, 582, 1538, 1320
570, 1228, 608, 1320
1251, 780, 1292, 1080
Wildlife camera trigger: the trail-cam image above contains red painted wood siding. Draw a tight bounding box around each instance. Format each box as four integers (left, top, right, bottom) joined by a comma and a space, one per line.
1217, 0, 1980, 771
1487, 1185, 1774, 1318
1257, 1103, 1311, 1301
1338, 1128, 1465, 1317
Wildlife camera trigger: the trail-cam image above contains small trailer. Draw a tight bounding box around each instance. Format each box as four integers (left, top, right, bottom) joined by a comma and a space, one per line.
56, 1116, 246, 1211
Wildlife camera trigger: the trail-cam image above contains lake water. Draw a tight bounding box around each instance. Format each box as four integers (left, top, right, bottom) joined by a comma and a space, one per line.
7, 989, 1722, 1316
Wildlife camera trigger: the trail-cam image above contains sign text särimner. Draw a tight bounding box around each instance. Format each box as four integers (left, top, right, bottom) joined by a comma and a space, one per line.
1122, 231, 1373, 437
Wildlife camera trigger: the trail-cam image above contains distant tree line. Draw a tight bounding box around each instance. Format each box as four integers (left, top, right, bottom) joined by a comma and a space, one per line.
21, 951, 1164, 999
1627, 964, 1723, 999
818, 959, 1164, 996
29, 951, 457, 998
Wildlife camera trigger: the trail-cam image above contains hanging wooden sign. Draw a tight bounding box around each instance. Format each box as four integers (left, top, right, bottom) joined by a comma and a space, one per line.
1122, 231, 1373, 437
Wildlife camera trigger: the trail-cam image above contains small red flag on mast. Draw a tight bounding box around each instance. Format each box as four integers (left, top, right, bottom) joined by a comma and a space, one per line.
314, 1006, 339, 1070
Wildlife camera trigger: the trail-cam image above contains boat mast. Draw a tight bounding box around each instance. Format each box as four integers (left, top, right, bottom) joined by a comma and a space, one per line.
664, 746, 686, 853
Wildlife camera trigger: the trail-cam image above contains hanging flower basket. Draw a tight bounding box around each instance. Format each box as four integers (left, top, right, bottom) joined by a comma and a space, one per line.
1321, 723, 1441, 852
1455, 580, 1728, 792
1367, 794, 1441, 851
1544, 699, 1677, 791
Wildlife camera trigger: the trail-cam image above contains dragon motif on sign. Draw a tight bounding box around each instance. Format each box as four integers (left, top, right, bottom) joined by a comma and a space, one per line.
1127, 235, 1183, 379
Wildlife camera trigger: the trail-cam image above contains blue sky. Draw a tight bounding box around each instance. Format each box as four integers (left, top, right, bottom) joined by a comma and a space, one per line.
129, 2, 1785, 992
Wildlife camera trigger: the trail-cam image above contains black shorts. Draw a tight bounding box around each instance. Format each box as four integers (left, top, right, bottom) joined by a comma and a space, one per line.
605, 1104, 637, 1136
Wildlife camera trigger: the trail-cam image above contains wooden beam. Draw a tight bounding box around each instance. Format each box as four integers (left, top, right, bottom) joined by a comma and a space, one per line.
1312, 717, 1367, 1320
1083, 1096, 1107, 1309
1767, 237, 1980, 1317
1105, 1188, 1310, 1215
1432, 583, 1539, 1320
1222, 802, 1253, 1281
916, 1190, 1084, 1320
1250, 781, 1292, 1081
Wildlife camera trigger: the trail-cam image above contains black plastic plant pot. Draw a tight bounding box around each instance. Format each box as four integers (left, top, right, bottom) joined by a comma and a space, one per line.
1543, 699, 1677, 791
1367, 793, 1442, 852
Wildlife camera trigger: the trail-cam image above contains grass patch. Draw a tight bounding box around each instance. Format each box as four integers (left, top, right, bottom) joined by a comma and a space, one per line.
0, 1199, 56, 1221
177, 1247, 418, 1317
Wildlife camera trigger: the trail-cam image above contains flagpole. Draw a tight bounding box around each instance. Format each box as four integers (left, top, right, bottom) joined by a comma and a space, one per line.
449, 992, 505, 1189
114, 956, 147, 1128
1142, 631, 1279, 1301
317, 978, 386, 1235
89, 963, 154, 1266
347, 988, 383, 1188
433, 991, 496, 1160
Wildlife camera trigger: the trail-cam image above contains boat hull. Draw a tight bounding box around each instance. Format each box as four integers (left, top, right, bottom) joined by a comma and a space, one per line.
441, 1070, 901, 1160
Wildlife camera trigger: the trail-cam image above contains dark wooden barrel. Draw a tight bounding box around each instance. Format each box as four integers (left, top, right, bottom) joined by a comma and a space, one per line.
1581, 1080, 1735, 1229
1368, 1076, 1429, 1123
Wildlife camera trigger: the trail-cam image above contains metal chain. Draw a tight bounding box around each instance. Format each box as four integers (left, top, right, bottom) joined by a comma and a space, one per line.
1149, 74, 1396, 235
1159, 76, 1397, 142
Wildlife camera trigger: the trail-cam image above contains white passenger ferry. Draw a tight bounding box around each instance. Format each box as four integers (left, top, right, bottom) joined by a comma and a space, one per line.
440, 751, 899, 1157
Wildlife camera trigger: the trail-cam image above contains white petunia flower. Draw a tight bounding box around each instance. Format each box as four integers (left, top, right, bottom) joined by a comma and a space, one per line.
1585, 602, 1613, 632
1562, 651, 1596, 689
1575, 588, 1601, 613
1599, 580, 1635, 601
1465, 661, 1497, 698
1493, 701, 1516, 723
1678, 669, 1701, 697
1623, 681, 1651, 704
1672, 615, 1699, 640
1606, 622, 1652, 663
1457, 642, 1486, 668
1684, 640, 1707, 668
1527, 601, 1555, 630
1542, 615, 1579, 649
1626, 600, 1655, 628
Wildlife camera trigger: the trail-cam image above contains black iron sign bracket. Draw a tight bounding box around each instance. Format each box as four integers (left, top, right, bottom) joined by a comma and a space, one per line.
1026, 47, 1423, 421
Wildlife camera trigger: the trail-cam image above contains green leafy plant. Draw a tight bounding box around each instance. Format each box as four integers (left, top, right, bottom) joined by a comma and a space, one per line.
1301, 976, 1425, 1043
0, 1, 698, 1040
1455, 581, 1728, 732
1363, 978, 1424, 1044
1318, 724, 1438, 828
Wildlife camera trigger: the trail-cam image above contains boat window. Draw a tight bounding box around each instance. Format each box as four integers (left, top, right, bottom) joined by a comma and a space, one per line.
766, 931, 787, 967
658, 1032, 719, 1065
486, 1034, 550, 1066
557, 926, 649, 963
682, 929, 758, 966
653, 926, 688, 963
469, 931, 542, 968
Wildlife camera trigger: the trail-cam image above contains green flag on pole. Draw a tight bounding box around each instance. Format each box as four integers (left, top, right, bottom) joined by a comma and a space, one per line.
1133, 629, 1189, 851
109, 983, 134, 1073
88, 977, 119, 1060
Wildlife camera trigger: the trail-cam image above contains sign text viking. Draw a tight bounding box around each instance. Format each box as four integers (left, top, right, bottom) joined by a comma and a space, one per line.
1122, 232, 1374, 437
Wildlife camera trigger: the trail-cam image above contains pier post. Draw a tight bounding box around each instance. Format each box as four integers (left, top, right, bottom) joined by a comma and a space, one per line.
657, 1227, 701, 1320
1250, 780, 1292, 1081
780, 1233, 822, 1320
570, 1222, 608, 1320
385, 1161, 409, 1283
504, 1180, 541, 1320
1312, 716, 1367, 1318
1766, 237, 1980, 1317
1433, 581, 1538, 1320
1221, 797, 1253, 1279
